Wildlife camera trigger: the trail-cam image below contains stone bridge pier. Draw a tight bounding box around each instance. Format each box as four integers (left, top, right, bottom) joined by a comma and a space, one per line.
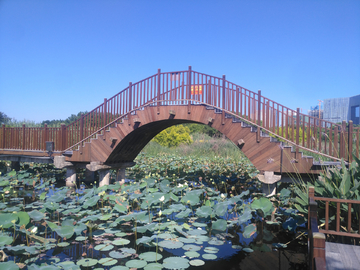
54, 156, 135, 188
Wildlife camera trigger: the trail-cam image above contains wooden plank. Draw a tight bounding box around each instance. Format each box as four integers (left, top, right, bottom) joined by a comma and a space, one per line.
326, 242, 360, 270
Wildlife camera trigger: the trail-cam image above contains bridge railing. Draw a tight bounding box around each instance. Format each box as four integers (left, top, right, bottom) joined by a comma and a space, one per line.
0, 124, 62, 152
0, 67, 359, 162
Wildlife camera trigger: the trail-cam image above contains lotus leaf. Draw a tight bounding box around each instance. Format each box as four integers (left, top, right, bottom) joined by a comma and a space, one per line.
212, 201, 228, 217
46, 221, 59, 230
211, 219, 227, 231
109, 251, 130, 259
115, 232, 127, 237
139, 251, 163, 262
181, 192, 200, 206
250, 197, 274, 217
195, 206, 212, 218
177, 237, 196, 243
202, 253, 217, 260
185, 251, 200, 258
163, 257, 189, 270
243, 224, 257, 238
207, 238, 224, 246
231, 245, 242, 249
0, 180, 9, 186
192, 222, 208, 227
237, 207, 252, 225
0, 213, 18, 229
112, 238, 130, 246
74, 223, 87, 235
76, 258, 98, 267
157, 232, 173, 239
125, 259, 147, 269
114, 203, 128, 213
57, 242, 70, 247
0, 235, 13, 246
99, 258, 118, 266
187, 229, 207, 236
110, 266, 129, 270
243, 247, 254, 253
28, 210, 45, 221
182, 244, 201, 251
169, 204, 186, 211
204, 247, 219, 253
136, 236, 154, 245
144, 263, 163, 270
43, 201, 59, 211
95, 244, 114, 251
75, 236, 87, 241
158, 240, 184, 249
55, 226, 74, 239
189, 259, 205, 266
83, 195, 100, 208
100, 213, 113, 220
175, 209, 192, 219
161, 208, 175, 215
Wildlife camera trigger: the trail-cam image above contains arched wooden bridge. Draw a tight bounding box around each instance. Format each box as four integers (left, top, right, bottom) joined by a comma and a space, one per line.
1, 67, 359, 188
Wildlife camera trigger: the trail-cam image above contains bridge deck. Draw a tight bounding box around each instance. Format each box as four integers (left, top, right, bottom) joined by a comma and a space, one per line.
326, 242, 360, 270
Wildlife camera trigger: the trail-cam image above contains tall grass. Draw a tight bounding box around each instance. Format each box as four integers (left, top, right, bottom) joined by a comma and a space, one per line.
141, 133, 249, 161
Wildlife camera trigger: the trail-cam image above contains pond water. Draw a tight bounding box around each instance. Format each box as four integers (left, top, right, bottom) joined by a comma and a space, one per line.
0, 168, 308, 270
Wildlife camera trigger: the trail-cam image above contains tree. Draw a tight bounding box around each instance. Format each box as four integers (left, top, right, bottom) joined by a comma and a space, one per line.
0, 112, 10, 125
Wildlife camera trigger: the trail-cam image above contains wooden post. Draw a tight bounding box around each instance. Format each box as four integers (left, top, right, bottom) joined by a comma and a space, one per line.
128, 82, 132, 113
340, 120, 346, 159
334, 126, 339, 158
157, 69, 161, 114
256, 90, 261, 142
61, 124, 66, 151
1, 124, 5, 149
222, 75, 226, 125
348, 120, 353, 163
296, 108, 300, 158
187, 66, 192, 114
207, 79, 211, 105
80, 114, 84, 154
22, 124, 26, 150
103, 98, 107, 127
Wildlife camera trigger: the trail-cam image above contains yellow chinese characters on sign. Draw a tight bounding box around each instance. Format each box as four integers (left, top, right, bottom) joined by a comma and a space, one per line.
191, 85, 203, 95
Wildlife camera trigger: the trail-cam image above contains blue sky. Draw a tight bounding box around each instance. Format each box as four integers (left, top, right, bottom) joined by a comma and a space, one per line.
1, 0, 359, 123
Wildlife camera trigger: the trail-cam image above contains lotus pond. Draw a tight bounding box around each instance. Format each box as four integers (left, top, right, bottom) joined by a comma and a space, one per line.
0, 155, 308, 270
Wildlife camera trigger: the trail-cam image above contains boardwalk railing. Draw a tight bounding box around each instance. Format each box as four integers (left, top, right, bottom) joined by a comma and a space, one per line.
308, 186, 360, 270
1, 67, 359, 161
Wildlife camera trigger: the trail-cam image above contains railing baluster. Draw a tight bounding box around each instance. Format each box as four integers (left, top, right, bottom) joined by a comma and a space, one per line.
348, 121, 353, 163
325, 201, 329, 231
348, 203, 352, 233
336, 202, 340, 232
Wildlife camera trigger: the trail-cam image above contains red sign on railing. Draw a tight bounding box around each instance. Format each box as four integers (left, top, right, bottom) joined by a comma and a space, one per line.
191, 85, 203, 95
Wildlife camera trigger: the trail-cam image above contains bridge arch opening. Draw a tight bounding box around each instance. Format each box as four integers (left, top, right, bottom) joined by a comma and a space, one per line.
106, 120, 252, 168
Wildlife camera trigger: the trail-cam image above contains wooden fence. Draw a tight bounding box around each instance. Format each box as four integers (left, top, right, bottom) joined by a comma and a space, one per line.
0, 67, 359, 162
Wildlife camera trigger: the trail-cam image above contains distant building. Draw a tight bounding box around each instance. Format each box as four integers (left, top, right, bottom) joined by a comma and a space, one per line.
323, 95, 360, 125
308, 105, 323, 119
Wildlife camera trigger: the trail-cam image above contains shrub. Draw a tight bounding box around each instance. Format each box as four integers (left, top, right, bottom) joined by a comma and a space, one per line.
153, 125, 193, 148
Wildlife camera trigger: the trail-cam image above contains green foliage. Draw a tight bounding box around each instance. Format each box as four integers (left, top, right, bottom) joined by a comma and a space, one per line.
41, 111, 88, 127
4, 111, 88, 127
184, 123, 221, 137
153, 125, 193, 148
272, 127, 309, 143
0, 112, 10, 125
294, 156, 360, 230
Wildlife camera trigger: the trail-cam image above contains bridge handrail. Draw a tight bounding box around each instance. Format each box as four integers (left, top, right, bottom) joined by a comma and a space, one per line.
61, 99, 346, 163
0, 67, 358, 162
